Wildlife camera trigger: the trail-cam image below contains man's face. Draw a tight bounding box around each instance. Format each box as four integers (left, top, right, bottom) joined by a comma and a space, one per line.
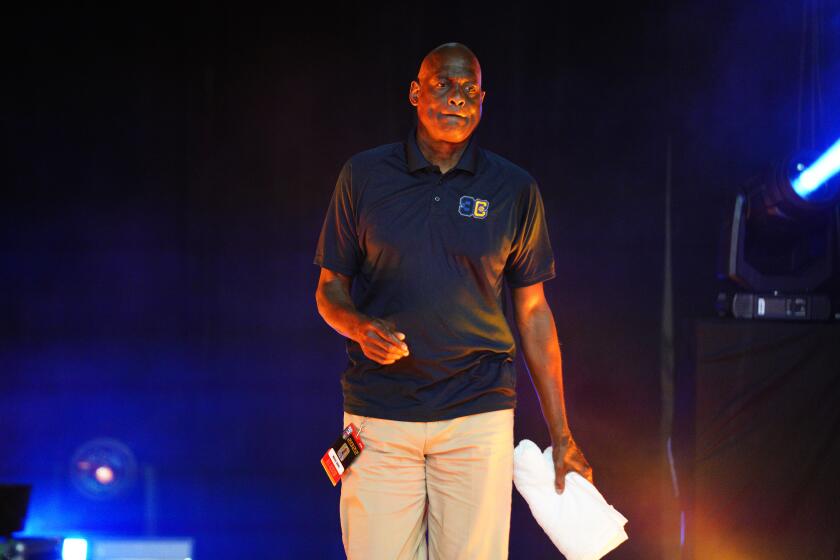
409, 52, 485, 143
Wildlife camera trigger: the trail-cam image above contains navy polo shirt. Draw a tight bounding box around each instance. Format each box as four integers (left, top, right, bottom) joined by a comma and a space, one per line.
314, 123, 556, 421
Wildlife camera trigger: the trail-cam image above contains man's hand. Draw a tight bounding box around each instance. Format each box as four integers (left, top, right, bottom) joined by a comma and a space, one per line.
316, 268, 410, 366
353, 317, 410, 365
551, 432, 594, 494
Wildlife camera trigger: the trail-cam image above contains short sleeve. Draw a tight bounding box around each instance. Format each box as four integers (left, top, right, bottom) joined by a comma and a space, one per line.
313, 159, 362, 276
504, 180, 556, 287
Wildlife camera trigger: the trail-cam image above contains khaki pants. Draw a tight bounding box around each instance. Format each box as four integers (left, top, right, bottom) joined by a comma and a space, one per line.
340, 408, 514, 560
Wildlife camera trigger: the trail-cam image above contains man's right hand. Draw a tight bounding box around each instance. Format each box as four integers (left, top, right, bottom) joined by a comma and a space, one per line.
353, 317, 410, 365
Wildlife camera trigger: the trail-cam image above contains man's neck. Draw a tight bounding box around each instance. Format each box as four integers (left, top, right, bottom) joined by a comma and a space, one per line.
416, 124, 470, 174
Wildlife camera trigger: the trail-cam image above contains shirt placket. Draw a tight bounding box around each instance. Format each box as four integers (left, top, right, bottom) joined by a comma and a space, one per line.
430, 168, 451, 216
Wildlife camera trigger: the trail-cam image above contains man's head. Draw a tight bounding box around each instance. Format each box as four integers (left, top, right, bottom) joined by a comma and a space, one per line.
409, 42, 485, 144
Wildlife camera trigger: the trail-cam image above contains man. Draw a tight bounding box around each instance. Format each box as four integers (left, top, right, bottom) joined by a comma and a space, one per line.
314, 42, 593, 559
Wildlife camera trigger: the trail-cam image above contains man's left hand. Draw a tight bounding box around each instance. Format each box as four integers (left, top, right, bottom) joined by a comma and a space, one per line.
551, 433, 593, 494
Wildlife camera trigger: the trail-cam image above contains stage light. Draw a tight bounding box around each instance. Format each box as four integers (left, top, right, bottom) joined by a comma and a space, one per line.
752, 148, 840, 224
61, 538, 88, 560
792, 137, 840, 200
94, 465, 115, 485
70, 438, 137, 500
719, 139, 840, 320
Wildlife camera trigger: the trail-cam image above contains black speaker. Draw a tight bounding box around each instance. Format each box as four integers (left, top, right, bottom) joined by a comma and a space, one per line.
0, 485, 31, 540
683, 320, 840, 559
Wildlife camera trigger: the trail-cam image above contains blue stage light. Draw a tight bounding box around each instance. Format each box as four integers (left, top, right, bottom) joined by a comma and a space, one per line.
62, 538, 88, 560
71, 438, 138, 500
792, 137, 840, 199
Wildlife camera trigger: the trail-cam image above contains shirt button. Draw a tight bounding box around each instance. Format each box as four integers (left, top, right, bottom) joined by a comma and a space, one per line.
434, 196, 440, 202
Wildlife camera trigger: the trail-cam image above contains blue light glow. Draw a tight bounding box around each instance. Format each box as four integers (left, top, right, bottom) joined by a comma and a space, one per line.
792, 137, 840, 198
62, 538, 88, 560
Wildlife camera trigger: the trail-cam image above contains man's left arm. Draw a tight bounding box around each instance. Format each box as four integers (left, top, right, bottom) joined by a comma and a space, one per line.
512, 281, 594, 493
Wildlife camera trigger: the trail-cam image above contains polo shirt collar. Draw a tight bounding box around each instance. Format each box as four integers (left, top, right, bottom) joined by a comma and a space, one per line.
405, 122, 479, 175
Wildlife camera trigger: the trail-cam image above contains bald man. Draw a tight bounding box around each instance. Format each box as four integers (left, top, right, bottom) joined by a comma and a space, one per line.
315, 42, 592, 560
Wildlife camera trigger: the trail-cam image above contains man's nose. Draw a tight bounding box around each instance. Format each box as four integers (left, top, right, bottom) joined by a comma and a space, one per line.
449, 96, 465, 108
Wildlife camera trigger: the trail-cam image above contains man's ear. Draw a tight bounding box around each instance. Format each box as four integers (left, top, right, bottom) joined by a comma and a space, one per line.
408, 81, 420, 107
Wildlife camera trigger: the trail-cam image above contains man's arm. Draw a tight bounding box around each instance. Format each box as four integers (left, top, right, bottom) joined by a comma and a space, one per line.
512, 281, 593, 493
315, 267, 410, 365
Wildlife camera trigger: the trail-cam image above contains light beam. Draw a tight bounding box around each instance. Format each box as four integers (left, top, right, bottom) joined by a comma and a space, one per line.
792, 136, 840, 199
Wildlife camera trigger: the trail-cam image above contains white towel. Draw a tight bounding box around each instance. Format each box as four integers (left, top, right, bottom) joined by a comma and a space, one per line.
513, 439, 629, 560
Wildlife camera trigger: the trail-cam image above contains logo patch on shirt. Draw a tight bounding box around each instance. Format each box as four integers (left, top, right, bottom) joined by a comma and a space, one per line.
458, 195, 490, 219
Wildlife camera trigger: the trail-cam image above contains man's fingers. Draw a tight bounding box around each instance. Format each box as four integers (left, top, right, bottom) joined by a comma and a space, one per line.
364, 349, 395, 364
563, 462, 594, 487
360, 319, 410, 365
573, 465, 593, 484
365, 331, 397, 355
371, 320, 407, 346
362, 334, 408, 364
386, 330, 409, 352
554, 456, 594, 493
369, 326, 409, 355
552, 440, 593, 492
555, 465, 567, 493
365, 329, 402, 354
367, 345, 401, 362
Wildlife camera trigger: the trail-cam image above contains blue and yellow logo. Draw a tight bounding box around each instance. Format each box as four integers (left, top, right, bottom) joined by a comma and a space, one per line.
458, 195, 490, 219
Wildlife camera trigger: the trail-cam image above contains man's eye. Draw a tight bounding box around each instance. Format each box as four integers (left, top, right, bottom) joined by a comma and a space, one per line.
435, 81, 447, 87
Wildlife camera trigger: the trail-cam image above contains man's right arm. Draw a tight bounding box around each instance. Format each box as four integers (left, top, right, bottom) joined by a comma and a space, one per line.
315, 267, 410, 365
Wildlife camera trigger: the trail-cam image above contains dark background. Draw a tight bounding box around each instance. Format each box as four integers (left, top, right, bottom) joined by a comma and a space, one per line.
2, 1, 839, 559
